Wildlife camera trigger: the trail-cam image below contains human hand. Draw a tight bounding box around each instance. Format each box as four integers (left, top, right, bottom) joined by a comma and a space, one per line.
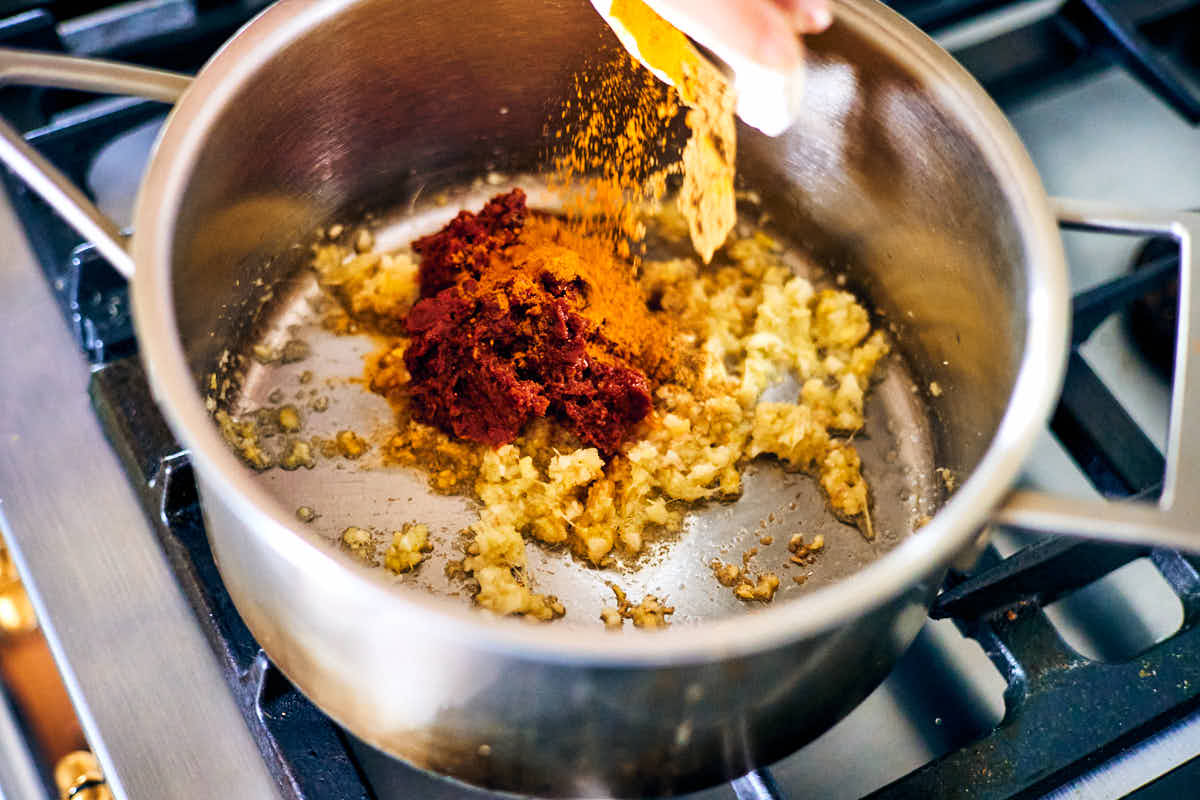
595, 0, 831, 134
644, 0, 833, 72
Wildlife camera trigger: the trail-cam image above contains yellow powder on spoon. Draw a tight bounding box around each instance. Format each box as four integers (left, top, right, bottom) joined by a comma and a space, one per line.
609, 0, 737, 263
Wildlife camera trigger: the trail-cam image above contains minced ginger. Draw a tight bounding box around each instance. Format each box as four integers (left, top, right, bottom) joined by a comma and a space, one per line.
311, 218, 889, 621
340, 522, 433, 575
601, 583, 675, 629
385, 523, 433, 573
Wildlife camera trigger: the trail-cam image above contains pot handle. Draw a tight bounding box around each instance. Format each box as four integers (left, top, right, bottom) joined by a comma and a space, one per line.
0, 48, 191, 278
993, 197, 1200, 552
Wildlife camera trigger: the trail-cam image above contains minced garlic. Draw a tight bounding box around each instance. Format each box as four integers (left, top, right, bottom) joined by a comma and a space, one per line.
601, 582, 675, 629
628, 595, 674, 628
279, 439, 316, 471
711, 557, 786, 603
215, 410, 272, 470
384, 523, 433, 573
277, 405, 302, 433
335, 429, 369, 459
311, 241, 420, 333
342, 526, 374, 561
734, 573, 780, 602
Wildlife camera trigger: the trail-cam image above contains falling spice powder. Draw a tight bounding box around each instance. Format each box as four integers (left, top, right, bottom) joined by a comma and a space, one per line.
606, 0, 738, 263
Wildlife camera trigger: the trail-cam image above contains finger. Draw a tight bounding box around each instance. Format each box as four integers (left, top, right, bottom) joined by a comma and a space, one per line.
644, 0, 804, 71
769, 0, 834, 33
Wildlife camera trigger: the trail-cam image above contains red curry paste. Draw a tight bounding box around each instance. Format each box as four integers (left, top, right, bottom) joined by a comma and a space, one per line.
404, 189, 664, 454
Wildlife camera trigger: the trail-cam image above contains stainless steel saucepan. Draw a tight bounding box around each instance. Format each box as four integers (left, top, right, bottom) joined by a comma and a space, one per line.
2, 0, 1198, 795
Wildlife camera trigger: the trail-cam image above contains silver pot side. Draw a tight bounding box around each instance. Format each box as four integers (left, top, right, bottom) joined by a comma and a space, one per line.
200, 476, 939, 794
122, 0, 1069, 794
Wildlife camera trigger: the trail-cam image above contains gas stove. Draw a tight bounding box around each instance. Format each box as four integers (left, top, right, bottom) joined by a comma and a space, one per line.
1, 1, 1199, 798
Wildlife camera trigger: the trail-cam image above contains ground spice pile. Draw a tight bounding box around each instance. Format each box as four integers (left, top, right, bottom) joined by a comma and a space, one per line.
403, 188, 675, 454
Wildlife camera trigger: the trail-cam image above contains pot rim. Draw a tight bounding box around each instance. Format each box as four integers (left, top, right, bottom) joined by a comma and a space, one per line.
131, 0, 1069, 666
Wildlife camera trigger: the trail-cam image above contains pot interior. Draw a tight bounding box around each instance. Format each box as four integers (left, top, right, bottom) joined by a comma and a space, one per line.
163, 0, 1037, 618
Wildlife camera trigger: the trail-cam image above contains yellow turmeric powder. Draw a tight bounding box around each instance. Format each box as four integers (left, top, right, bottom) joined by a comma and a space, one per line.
609, 0, 696, 87
505, 214, 676, 381
551, 53, 679, 254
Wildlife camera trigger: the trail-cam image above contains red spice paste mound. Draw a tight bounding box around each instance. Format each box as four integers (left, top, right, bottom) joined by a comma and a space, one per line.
404, 189, 668, 454
414, 189, 526, 297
